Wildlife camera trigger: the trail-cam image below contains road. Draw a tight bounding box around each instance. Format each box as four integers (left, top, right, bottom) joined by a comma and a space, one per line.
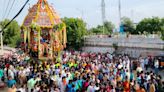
0, 46, 16, 55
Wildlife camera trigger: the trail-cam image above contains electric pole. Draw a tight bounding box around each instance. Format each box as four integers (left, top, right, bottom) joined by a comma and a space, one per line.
0, 30, 3, 54
118, 0, 122, 28
101, 0, 106, 34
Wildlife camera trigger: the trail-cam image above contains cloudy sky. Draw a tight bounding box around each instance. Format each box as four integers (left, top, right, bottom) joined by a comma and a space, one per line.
0, 0, 164, 28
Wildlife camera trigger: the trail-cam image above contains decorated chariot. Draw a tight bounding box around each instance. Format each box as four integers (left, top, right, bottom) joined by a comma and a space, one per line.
21, 0, 67, 60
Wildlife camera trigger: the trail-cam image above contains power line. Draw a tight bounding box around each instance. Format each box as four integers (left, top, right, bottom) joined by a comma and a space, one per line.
1, 0, 6, 20
0, 0, 30, 33
0, 0, 5, 21
6, 0, 16, 19
2, 0, 10, 19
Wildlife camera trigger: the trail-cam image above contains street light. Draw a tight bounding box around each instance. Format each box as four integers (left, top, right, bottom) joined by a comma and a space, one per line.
118, 0, 122, 33
0, 29, 3, 54
118, 0, 121, 25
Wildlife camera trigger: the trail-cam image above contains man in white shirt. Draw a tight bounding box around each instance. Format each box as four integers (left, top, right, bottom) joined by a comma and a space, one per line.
87, 82, 96, 92
25, 67, 31, 77
118, 63, 123, 69
136, 66, 143, 73
140, 58, 145, 70
8, 69, 15, 80
154, 59, 159, 74
144, 58, 149, 70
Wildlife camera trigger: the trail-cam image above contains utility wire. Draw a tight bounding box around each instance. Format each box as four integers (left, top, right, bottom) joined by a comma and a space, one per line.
0, 0, 5, 21
0, 0, 30, 33
2, 0, 10, 20
6, 0, 16, 19
1, 0, 6, 21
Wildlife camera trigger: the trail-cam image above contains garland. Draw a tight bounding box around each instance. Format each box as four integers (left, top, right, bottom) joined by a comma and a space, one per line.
20, 25, 26, 43
30, 22, 41, 31
52, 22, 67, 54
29, 22, 41, 53
20, 25, 27, 47
53, 22, 66, 31
21, 25, 27, 30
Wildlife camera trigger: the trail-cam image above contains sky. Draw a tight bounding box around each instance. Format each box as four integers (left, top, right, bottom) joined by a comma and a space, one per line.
0, 0, 164, 28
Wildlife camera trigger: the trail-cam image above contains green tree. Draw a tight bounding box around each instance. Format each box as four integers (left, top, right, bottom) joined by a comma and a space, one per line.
121, 17, 136, 34
161, 18, 164, 40
136, 17, 161, 34
104, 21, 115, 34
89, 27, 101, 35
0, 19, 21, 47
89, 21, 114, 34
62, 17, 87, 50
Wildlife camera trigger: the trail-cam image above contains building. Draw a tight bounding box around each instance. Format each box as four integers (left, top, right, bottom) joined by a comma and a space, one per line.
83, 35, 164, 58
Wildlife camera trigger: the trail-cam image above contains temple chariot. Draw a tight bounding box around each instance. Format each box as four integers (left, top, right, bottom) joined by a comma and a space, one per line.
20, 0, 67, 60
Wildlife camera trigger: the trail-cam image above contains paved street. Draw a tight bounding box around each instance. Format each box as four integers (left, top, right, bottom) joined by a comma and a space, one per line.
0, 46, 16, 55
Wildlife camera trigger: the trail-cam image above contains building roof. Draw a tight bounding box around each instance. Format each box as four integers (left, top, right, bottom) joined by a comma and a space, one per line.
23, 0, 61, 28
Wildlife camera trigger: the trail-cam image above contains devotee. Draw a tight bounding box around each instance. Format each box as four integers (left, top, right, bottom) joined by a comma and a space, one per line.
0, 67, 4, 82
154, 59, 159, 74
7, 76, 16, 88
7, 84, 17, 92
0, 50, 163, 92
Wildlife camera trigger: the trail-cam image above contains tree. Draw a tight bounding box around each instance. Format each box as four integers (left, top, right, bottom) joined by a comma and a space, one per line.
89, 21, 114, 34
104, 21, 115, 34
62, 17, 87, 50
89, 27, 101, 34
161, 18, 164, 40
136, 17, 161, 34
121, 17, 136, 34
0, 19, 21, 47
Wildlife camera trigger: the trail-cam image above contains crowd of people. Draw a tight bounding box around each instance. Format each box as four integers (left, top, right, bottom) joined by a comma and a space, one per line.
0, 50, 163, 92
